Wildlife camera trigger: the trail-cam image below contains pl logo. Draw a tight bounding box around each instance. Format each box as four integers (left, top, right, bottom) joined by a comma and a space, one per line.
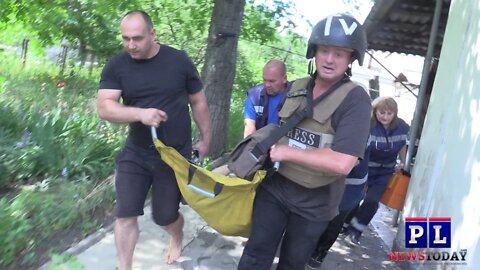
389, 217, 467, 264
405, 217, 451, 248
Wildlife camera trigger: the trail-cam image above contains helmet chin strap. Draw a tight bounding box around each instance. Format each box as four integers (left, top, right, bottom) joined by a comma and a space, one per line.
346, 66, 352, 77
308, 59, 315, 76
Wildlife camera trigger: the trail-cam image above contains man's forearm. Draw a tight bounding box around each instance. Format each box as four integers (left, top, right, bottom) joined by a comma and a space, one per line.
276, 146, 358, 176
97, 99, 142, 123
243, 119, 256, 138
192, 102, 212, 145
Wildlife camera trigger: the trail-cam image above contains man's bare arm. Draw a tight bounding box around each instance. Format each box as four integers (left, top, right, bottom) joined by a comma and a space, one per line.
189, 91, 212, 160
243, 119, 256, 138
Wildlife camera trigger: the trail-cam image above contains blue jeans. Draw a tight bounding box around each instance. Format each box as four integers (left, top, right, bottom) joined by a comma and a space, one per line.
238, 186, 329, 270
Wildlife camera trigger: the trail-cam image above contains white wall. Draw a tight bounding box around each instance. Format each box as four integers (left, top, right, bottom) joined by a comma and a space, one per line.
394, 0, 480, 269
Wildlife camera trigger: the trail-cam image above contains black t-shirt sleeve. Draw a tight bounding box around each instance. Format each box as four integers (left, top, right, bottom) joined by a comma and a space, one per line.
181, 51, 203, 95
99, 56, 122, 90
331, 86, 372, 158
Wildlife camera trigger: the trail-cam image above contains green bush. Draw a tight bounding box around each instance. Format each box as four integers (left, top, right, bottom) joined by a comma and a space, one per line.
0, 197, 32, 265
0, 51, 122, 268
0, 179, 115, 267
0, 54, 124, 187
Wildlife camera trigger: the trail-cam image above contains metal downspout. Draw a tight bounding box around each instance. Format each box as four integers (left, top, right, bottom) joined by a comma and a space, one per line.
404, 0, 444, 172
392, 0, 444, 226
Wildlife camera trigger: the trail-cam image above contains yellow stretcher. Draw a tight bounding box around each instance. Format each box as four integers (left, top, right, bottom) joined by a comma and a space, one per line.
151, 127, 266, 238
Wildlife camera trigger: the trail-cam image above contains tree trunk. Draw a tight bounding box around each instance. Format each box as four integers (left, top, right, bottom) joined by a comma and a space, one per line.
201, 0, 246, 158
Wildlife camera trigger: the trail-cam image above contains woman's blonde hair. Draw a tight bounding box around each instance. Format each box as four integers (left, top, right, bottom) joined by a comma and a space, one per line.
371, 96, 399, 128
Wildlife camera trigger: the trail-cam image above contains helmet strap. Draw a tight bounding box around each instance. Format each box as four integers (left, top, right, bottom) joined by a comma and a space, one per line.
346, 66, 352, 77
308, 60, 314, 76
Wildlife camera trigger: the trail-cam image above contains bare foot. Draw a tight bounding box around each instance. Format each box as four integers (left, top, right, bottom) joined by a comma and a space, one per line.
165, 214, 184, 264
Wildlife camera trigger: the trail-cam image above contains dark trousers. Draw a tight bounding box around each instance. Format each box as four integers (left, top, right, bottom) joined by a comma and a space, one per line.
238, 186, 329, 270
351, 170, 391, 232
344, 203, 359, 224
312, 182, 366, 257
312, 209, 349, 257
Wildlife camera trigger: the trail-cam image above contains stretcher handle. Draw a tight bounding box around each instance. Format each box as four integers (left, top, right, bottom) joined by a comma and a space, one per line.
273, 161, 280, 171
187, 165, 223, 198
151, 126, 158, 140
187, 184, 217, 198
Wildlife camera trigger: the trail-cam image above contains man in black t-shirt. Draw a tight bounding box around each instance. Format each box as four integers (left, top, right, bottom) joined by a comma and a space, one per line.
97, 10, 211, 269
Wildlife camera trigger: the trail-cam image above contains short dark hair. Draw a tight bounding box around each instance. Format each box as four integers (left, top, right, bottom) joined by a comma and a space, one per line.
124, 10, 154, 30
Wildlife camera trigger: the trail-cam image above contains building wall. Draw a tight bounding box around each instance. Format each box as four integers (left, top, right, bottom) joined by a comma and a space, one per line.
393, 0, 480, 269
352, 63, 420, 125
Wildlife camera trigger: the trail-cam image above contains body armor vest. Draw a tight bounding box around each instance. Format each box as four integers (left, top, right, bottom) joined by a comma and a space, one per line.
277, 77, 358, 188
246, 85, 269, 130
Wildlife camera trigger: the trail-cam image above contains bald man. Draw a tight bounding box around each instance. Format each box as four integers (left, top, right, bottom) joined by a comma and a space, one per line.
97, 10, 211, 269
243, 60, 289, 138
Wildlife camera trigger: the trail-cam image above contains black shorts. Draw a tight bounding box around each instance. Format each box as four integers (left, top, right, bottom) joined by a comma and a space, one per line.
114, 146, 180, 226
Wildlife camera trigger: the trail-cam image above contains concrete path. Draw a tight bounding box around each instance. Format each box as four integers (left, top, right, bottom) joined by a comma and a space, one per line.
40, 204, 403, 270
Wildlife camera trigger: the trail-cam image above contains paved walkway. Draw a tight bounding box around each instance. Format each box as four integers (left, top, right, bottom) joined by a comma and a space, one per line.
40, 204, 402, 270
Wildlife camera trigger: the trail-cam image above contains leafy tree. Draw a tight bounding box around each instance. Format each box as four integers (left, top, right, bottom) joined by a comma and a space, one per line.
201, 0, 246, 158
0, 0, 215, 63
143, 0, 213, 66
203, 0, 295, 157
0, 0, 129, 59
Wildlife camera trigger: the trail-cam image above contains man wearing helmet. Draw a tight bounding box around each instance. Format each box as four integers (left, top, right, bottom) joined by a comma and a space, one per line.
238, 14, 372, 270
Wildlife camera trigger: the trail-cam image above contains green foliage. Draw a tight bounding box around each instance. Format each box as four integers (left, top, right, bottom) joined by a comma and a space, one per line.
0, 53, 124, 188
0, 53, 118, 267
0, 47, 122, 268
46, 253, 84, 270
0, 179, 114, 267
228, 53, 257, 148
146, 0, 213, 65
0, 0, 214, 62
0, 197, 33, 265
0, 0, 124, 58
242, 0, 295, 44
0, 97, 122, 187
0, 0, 295, 68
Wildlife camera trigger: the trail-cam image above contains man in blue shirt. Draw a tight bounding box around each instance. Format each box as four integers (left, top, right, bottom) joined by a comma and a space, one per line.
243, 59, 288, 137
